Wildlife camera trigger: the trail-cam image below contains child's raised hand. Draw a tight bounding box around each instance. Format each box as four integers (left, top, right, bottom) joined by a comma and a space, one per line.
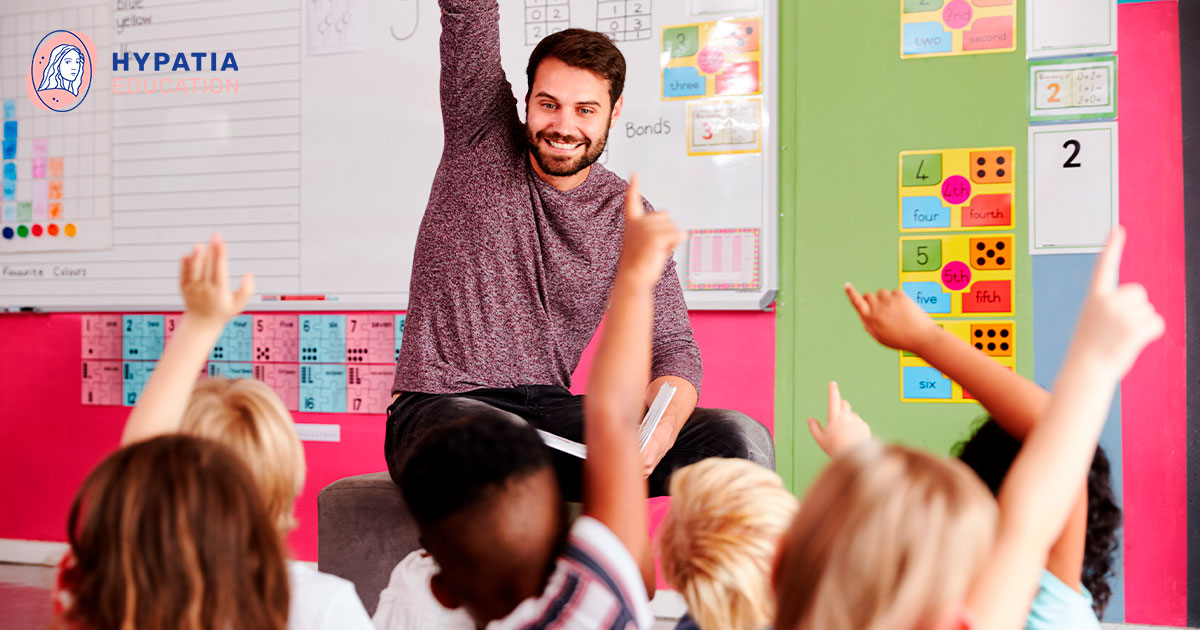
179, 233, 254, 327
617, 174, 683, 288
1070, 227, 1164, 376
806, 381, 871, 457
844, 283, 942, 353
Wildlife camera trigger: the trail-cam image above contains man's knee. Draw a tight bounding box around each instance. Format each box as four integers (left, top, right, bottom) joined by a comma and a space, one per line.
689, 408, 775, 469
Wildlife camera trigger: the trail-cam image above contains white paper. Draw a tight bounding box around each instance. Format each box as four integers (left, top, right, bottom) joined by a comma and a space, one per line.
308, 0, 365, 56
539, 383, 678, 459
295, 423, 342, 442
1027, 0, 1117, 58
1028, 123, 1119, 254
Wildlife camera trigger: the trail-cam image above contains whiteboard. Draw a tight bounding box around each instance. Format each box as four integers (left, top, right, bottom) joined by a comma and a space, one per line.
0, 0, 777, 311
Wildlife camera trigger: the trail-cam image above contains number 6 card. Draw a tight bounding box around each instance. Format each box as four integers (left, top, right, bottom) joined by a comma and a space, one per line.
1028, 122, 1118, 254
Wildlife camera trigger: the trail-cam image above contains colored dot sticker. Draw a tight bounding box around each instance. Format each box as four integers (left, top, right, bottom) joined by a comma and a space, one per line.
1, 227, 12, 239
942, 0, 973, 29
47, 223, 59, 236
941, 260, 972, 291
697, 46, 725, 73
16, 225, 28, 237
31, 224, 42, 236
941, 175, 971, 205
65, 223, 77, 237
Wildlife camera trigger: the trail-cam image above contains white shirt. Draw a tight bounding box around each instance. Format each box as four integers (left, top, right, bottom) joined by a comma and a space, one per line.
288, 560, 373, 630
373, 551, 475, 630
488, 516, 654, 630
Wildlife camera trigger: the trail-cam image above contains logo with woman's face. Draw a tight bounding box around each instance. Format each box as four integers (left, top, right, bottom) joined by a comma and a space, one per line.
26, 30, 97, 113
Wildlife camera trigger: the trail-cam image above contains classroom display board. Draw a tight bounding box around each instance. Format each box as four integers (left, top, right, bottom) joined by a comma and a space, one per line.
897, 146, 1016, 403
82, 311, 406, 415
0, 0, 778, 311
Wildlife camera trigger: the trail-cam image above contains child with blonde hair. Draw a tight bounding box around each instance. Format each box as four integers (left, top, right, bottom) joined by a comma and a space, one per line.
658, 458, 798, 630
121, 234, 372, 630
776, 229, 1163, 630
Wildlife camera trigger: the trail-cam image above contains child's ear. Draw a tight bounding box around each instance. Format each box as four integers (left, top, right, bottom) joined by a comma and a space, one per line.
429, 572, 461, 610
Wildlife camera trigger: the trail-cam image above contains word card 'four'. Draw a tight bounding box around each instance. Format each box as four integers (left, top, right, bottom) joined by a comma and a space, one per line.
900, 147, 1015, 232
210, 316, 252, 362
900, 320, 1016, 402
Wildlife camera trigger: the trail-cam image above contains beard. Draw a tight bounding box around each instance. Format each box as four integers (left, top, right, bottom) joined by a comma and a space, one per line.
525, 121, 610, 177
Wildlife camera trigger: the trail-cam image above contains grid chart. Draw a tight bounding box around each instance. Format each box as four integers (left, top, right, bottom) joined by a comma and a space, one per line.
597, 0, 652, 42
524, 0, 570, 45
0, 3, 113, 253
82, 312, 408, 415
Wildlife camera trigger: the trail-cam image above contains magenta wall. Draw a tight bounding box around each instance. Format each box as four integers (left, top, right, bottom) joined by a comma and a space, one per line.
0, 309, 775, 561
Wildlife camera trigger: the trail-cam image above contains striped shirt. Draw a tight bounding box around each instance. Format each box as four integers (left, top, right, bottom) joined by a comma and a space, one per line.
489, 516, 653, 630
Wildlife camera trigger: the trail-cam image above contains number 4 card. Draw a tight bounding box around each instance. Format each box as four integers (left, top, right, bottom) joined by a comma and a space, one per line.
1028, 122, 1118, 254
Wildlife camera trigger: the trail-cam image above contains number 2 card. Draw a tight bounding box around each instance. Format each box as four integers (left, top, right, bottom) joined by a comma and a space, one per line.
1028, 122, 1118, 254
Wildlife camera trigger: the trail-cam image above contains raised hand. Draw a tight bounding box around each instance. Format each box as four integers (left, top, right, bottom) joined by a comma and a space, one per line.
179, 233, 255, 327
1068, 227, 1164, 377
806, 381, 871, 457
844, 283, 942, 354
616, 174, 683, 289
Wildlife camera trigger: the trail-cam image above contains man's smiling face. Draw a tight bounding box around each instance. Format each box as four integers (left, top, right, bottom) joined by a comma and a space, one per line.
525, 56, 622, 178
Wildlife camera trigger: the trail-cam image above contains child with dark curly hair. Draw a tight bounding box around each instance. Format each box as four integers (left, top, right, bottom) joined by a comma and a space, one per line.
844, 276, 1123, 628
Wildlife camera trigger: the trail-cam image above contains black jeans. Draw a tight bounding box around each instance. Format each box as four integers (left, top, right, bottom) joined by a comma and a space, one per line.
384, 385, 775, 500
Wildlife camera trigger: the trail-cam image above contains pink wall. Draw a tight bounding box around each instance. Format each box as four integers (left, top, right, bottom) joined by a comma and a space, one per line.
1116, 1, 1188, 624
0, 309, 775, 562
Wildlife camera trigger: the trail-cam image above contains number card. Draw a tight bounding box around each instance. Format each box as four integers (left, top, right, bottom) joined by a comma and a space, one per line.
899, 234, 1016, 317
686, 97, 761, 155
901, 0, 1016, 59
1028, 122, 1118, 254
899, 147, 1015, 232
1027, 0, 1116, 58
900, 320, 1016, 402
662, 18, 761, 100
1028, 56, 1116, 122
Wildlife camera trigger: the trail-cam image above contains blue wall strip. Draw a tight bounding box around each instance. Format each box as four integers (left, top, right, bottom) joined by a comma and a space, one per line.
1032, 254, 1126, 622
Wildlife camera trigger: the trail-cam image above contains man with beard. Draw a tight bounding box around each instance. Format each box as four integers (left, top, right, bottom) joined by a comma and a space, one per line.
387, 0, 774, 500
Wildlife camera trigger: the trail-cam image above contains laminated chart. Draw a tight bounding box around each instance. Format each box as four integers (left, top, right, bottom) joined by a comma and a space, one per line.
1028, 56, 1117, 123
899, 147, 1015, 232
81, 312, 407, 414
901, 0, 1017, 59
899, 234, 1015, 317
900, 320, 1017, 402
686, 228, 760, 290
686, 97, 762, 155
662, 18, 761, 100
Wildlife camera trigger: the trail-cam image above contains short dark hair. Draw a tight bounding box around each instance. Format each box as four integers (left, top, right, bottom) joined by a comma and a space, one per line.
526, 28, 626, 107
400, 410, 554, 525
954, 416, 1122, 617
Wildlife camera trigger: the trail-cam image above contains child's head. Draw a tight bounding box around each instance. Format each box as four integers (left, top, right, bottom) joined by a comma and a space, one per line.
181, 377, 305, 534
59, 435, 290, 630
955, 416, 1122, 615
773, 442, 997, 630
659, 458, 798, 630
399, 406, 566, 626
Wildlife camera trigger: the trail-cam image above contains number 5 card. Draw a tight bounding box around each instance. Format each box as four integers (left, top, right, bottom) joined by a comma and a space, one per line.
899, 234, 1016, 317
1028, 122, 1118, 254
